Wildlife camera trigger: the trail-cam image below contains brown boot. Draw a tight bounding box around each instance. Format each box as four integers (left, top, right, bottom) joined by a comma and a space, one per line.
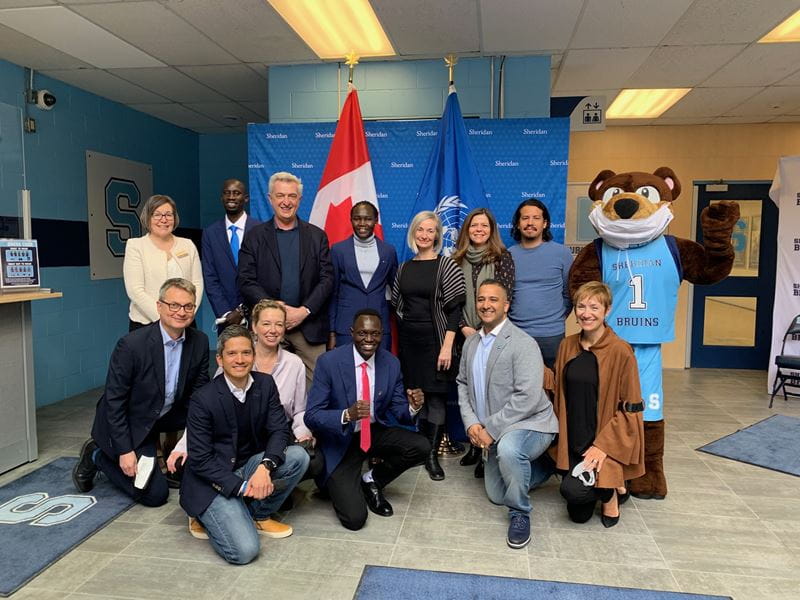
648, 420, 667, 499
631, 421, 667, 500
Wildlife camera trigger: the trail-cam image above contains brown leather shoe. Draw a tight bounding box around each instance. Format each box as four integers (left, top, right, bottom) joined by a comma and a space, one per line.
253, 518, 293, 538
188, 517, 208, 540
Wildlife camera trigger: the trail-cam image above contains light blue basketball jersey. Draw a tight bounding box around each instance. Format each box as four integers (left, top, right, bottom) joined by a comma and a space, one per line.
601, 236, 680, 345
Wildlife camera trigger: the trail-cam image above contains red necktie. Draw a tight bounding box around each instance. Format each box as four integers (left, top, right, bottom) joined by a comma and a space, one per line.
360, 362, 371, 452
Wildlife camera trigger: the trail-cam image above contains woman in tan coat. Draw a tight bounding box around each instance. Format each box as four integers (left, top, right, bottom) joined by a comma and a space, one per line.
552, 281, 644, 527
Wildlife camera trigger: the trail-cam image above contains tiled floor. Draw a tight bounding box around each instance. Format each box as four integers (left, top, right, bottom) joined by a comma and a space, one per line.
3, 369, 800, 599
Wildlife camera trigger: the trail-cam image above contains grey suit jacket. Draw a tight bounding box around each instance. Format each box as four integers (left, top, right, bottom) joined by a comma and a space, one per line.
457, 320, 558, 441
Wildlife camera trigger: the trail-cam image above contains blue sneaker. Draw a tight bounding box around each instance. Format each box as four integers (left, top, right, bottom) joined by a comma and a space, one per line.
507, 514, 531, 549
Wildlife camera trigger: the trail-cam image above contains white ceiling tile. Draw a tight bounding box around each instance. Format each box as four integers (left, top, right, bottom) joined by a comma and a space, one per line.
183, 102, 263, 125
652, 116, 713, 125
162, 0, 316, 64
240, 101, 267, 119
246, 63, 268, 81
109, 67, 228, 103
770, 115, 800, 122
702, 43, 800, 87
662, 0, 800, 45
724, 86, 800, 116
607, 119, 654, 127
571, 0, 694, 49
554, 47, 654, 92
480, 0, 583, 53
177, 64, 267, 101
710, 115, 773, 124
0, 0, 54, 6
372, 0, 479, 55
775, 67, 800, 86
129, 103, 223, 129
0, 22, 92, 69
627, 44, 746, 88
0, 6, 164, 68
661, 86, 762, 117
40, 68, 169, 104
194, 126, 246, 134
71, 1, 238, 66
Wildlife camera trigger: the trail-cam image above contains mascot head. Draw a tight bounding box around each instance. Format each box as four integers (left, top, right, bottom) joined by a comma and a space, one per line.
587, 167, 681, 249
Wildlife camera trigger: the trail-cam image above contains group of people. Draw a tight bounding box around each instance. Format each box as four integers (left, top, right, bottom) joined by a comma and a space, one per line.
71, 171, 645, 564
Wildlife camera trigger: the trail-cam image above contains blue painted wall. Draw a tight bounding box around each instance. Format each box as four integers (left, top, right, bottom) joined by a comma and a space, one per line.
0, 57, 201, 406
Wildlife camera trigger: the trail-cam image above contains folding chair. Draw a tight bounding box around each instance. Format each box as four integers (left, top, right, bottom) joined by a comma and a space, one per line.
769, 314, 800, 408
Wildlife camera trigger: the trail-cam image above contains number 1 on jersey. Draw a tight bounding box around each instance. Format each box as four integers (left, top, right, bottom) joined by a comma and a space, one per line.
628, 274, 647, 310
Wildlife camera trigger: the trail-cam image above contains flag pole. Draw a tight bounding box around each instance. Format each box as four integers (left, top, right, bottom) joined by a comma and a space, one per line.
439, 53, 466, 458
345, 51, 359, 91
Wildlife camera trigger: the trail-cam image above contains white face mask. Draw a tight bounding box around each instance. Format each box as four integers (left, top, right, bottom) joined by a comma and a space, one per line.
588, 204, 673, 249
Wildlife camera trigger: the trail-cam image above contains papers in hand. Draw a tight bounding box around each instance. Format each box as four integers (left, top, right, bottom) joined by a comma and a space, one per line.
134, 454, 156, 490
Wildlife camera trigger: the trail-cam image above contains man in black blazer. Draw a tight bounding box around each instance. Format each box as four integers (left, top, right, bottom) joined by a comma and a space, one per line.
237, 171, 333, 389
201, 179, 260, 334
72, 278, 209, 506
305, 309, 429, 531
180, 326, 309, 565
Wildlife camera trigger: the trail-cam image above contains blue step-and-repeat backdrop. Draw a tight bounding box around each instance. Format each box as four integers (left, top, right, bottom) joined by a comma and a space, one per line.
248, 118, 570, 251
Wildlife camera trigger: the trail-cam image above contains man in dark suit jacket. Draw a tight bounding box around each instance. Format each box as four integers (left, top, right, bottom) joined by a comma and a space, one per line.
305, 309, 429, 531
72, 278, 209, 506
238, 171, 333, 389
328, 201, 398, 351
180, 325, 308, 565
201, 179, 260, 333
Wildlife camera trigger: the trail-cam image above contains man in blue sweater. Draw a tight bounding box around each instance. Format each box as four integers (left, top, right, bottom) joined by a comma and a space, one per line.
508, 199, 573, 369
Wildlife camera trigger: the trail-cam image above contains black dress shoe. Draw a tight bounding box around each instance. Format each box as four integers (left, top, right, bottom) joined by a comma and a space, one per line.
601, 513, 620, 528
361, 480, 393, 517
73, 438, 98, 493
474, 459, 484, 479
460, 444, 481, 466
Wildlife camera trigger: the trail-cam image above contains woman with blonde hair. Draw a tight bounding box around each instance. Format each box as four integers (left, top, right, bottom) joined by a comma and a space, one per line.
123, 195, 202, 330
391, 211, 465, 481
552, 281, 644, 527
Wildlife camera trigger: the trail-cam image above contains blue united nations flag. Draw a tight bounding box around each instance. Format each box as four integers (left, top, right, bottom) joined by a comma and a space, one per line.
406, 86, 487, 258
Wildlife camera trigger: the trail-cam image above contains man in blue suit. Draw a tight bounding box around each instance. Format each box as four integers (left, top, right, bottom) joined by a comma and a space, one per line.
201, 179, 260, 333
180, 325, 308, 565
305, 309, 429, 530
328, 201, 398, 350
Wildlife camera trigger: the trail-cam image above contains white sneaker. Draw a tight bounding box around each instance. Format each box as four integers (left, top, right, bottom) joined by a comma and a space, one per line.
134, 455, 155, 490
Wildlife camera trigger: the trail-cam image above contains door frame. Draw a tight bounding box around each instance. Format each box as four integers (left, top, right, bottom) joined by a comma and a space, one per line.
685, 179, 774, 368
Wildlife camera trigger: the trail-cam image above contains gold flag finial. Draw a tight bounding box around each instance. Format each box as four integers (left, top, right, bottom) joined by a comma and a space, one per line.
345, 52, 360, 84
444, 54, 458, 85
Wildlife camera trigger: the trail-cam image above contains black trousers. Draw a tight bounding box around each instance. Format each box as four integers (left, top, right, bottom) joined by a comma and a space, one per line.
325, 423, 429, 530
560, 452, 614, 523
94, 409, 185, 507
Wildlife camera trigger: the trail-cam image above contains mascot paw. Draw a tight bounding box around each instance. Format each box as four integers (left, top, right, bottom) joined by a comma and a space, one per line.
703, 200, 740, 229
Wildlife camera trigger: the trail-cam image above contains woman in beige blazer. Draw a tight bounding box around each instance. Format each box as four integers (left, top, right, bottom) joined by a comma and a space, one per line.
123, 194, 203, 330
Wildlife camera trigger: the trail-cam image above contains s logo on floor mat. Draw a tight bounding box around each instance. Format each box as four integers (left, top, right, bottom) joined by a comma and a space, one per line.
0, 493, 96, 527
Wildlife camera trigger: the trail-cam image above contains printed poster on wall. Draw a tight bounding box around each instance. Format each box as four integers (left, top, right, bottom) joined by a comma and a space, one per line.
86, 151, 152, 280
248, 118, 570, 252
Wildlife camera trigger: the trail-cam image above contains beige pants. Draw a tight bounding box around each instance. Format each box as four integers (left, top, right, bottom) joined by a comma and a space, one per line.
283, 330, 326, 390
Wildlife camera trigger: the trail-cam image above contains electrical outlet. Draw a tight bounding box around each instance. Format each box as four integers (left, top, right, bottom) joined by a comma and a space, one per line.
24, 117, 36, 133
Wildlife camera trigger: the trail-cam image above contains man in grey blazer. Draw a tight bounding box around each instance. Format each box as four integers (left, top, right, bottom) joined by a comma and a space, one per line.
457, 278, 558, 549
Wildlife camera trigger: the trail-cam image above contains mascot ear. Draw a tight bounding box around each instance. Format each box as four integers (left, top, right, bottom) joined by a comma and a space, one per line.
653, 166, 681, 201
588, 170, 616, 201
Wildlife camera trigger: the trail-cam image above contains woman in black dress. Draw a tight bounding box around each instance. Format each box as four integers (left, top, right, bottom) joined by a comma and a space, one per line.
391, 211, 465, 481
451, 207, 516, 476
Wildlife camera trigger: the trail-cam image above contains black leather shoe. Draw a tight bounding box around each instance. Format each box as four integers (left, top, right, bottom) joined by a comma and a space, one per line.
361, 480, 393, 517
73, 438, 98, 493
601, 513, 620, 528
460, 444, 481, 466
425, 449, 445, 481
474, 459, 484, 479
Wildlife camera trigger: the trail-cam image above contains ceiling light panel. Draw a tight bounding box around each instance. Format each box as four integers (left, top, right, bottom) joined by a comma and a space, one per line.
759, 8, 800, 43
0, 6, 164, 68
607, 88, 691, 119
267, 0, 395, 59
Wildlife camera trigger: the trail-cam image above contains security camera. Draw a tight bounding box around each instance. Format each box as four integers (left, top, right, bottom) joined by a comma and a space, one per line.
34, 90, 56, 110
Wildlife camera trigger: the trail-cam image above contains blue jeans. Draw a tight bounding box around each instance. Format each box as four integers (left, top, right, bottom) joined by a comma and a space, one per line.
484, 429, 555, 518
199, 445, 309, 565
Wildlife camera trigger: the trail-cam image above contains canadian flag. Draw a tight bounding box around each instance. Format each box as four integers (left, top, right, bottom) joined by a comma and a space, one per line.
309, 87, 382, 245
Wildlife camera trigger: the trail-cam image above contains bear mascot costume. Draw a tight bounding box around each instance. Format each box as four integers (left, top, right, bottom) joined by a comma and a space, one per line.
569, 167, 739, 499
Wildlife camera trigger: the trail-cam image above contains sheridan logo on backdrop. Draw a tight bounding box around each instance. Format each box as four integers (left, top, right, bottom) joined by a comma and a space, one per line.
390, 162, 414, 168
265, 133, 288, 139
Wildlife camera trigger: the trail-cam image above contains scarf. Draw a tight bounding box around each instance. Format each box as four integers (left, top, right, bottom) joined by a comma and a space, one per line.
462, 245, 495, 329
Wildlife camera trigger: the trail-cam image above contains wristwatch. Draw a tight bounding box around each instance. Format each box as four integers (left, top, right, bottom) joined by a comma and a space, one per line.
260, 457, 277, 473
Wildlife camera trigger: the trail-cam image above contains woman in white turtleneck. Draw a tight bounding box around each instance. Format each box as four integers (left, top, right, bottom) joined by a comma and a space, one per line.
328, 201, 398, 351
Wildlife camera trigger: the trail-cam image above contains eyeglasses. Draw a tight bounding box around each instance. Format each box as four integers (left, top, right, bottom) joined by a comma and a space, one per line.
158, 301, 196, 313
152, 212, 175, 220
